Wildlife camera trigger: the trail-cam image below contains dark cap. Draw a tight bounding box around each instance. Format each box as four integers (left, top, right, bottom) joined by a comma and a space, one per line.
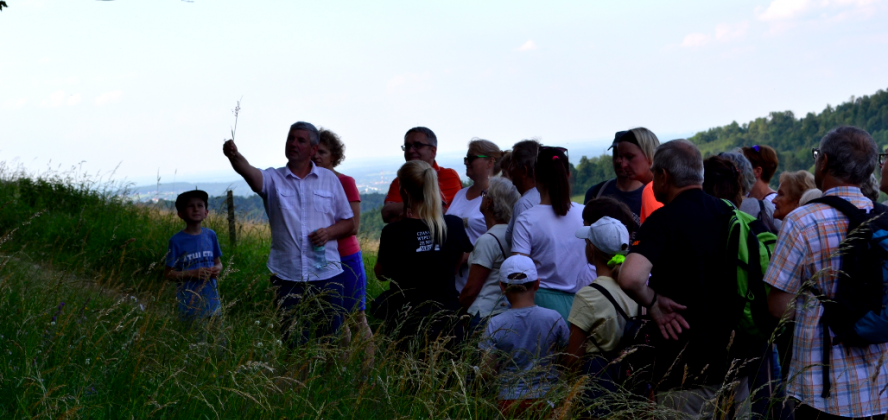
607, 130, 640, 151
175, 189, 209, 212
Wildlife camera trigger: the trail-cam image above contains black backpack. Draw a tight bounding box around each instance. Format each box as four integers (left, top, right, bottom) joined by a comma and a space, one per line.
583, 283, 653, 394
806, 196, 888, 398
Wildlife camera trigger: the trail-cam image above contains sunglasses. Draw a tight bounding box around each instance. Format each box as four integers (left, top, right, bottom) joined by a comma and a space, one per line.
464, 155, 490, 165
540, 146, 569, 157
401, 142, 432, 152
752, 145, 761, 152
812, 148, 821, 161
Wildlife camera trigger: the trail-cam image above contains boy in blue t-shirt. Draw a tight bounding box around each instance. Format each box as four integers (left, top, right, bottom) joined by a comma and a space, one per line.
480, 255, 569, 417
164, 190, 223, 322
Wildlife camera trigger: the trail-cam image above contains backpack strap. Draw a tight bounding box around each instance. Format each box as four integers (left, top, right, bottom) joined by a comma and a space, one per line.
589, 283, 631, 321
808, 196, 868, 229
486, 232, 507, 260
595, 179, 614, 200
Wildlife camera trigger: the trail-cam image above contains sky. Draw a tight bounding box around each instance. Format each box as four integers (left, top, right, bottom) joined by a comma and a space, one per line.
2, 0, 888, 186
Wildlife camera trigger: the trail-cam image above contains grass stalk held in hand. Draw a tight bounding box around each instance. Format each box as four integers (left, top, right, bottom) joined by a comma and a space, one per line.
229, 97, 243, 142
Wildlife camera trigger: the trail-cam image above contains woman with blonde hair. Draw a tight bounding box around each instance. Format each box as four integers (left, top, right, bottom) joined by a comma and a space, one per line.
773, 170, 817, 220
448, 138, 503, 292
374, 160, 473, 348
584, 128, 661, 225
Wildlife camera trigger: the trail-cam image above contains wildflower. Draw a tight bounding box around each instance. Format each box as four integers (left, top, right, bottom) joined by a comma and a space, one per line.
256, 342, 263, 348
275, 340, 282, 346
50, 322, 56, 326
255, 320, 260, 325
85, 358, 90, 365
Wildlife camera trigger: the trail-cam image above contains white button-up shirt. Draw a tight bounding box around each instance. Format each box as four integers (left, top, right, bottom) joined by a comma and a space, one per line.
260, 163, 354, 282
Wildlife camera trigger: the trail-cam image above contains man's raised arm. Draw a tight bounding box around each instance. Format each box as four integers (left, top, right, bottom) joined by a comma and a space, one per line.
223, 140, 263, 193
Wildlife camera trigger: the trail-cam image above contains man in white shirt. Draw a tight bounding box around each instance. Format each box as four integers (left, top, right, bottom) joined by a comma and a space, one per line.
223, 121, 355, 346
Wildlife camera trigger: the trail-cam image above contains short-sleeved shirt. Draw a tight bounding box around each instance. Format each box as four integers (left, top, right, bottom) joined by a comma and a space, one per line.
480, 305, 569, 400
383, 160, 462, 209
505, 187, 540, 246
377, 215, 473, 308
629, 188, 739, 389
259, 163, 354, 282
166, 228, 223, 319
639, 182, 663, 224
511, 203, 587, 293
446, 187, 487, 292
467, 224, 511, 317
584, 179, 644, 226
764, 187, 888, 418
568, 276, 640, 355
336, 173, 362, 257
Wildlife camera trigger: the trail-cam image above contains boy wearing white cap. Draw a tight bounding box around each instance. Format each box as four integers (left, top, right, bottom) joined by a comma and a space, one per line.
565, 215, 641, 415
479, 255, 569, 416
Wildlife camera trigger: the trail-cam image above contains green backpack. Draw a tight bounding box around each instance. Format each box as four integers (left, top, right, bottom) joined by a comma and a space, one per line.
724, 200, 779, 340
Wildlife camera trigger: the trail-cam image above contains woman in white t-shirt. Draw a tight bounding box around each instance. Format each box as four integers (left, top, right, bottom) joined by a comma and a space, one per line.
447, 139, 503, 292
459, 177, 520, 323
511, 146, 589, 321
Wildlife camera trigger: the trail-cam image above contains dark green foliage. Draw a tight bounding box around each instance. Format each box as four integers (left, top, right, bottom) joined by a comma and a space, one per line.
570, 87, 888, 191
689, 89, 888, 186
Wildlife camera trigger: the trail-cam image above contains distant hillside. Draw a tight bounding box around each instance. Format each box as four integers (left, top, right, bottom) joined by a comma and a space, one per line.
572, 87, 888, 193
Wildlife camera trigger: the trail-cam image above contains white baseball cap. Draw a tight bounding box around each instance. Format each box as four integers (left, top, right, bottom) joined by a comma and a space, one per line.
499, 255, 538, 284
574, 216, 630, 256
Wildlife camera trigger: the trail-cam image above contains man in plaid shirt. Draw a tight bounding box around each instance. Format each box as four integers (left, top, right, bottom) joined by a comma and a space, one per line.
765, 126, 888, 419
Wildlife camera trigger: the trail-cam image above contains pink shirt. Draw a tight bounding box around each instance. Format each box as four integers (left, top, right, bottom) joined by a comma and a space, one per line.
337, 173, 362, 257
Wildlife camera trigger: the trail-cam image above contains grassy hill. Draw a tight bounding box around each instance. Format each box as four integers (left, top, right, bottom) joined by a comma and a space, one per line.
572, 87, 888, 193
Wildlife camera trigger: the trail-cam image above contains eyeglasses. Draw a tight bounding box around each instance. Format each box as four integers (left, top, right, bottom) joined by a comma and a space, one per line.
812, 148, 821, 161
880, 153, 887, 166
401, 142, 432, 152
464, 155, 489, 165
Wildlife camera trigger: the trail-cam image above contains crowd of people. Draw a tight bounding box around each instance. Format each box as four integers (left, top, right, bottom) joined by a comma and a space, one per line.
163, 121, 888, 420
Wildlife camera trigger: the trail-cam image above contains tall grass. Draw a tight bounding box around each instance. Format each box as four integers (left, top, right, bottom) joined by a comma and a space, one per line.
0, 162, 814, 419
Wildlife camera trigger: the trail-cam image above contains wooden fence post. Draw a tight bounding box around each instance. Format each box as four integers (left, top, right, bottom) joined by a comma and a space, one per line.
227, 190, 237, 250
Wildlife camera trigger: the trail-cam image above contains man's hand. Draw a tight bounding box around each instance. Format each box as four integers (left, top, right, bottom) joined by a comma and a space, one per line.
309, 228, 330, 247
649, 295, 689, 340
223, 139, 238, 159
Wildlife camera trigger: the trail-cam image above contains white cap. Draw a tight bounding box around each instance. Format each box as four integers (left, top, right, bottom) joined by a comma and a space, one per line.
574, 216, 630, 256
499, 255, 538, 284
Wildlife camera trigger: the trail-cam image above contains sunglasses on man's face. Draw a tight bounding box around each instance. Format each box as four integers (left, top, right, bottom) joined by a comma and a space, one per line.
402, 142, 432, 152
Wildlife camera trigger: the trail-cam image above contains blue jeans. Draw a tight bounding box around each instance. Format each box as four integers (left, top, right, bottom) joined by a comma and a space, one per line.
339, 252, 367, 312
271, 276, 344, 347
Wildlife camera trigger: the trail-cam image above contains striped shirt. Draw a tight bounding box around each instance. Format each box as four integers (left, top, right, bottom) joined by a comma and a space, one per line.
764, 186, 888, 417
260, 163, 354, 282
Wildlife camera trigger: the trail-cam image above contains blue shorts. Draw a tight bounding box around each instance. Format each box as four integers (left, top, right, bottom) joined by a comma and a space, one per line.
338, 251, 367, 312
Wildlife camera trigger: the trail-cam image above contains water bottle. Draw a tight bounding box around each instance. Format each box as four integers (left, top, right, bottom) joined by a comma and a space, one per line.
313, 231, 326, 270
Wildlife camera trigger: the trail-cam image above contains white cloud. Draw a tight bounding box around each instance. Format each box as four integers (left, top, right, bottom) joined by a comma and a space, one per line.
517, 40, 537, 51
42, 90, 66, 108
681, 21, 749, 47
67, 94, 81, 106
758, 0, 813, 20
757, 0, 883, 21
3, 97, 28, 109
94, 90, 123, 106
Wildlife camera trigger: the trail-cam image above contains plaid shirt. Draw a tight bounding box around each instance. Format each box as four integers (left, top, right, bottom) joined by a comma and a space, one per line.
764, 186, 888, 417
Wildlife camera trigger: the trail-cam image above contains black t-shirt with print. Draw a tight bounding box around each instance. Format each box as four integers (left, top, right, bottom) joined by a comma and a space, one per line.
377, 215, 473, 309
629, 188, 741, 389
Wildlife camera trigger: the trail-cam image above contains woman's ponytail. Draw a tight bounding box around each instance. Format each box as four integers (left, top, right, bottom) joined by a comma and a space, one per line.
535, 147, 572, 216
397, 161, 448, 245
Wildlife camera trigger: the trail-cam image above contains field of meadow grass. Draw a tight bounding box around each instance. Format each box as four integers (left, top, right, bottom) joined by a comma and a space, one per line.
0, 163, 785, 419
